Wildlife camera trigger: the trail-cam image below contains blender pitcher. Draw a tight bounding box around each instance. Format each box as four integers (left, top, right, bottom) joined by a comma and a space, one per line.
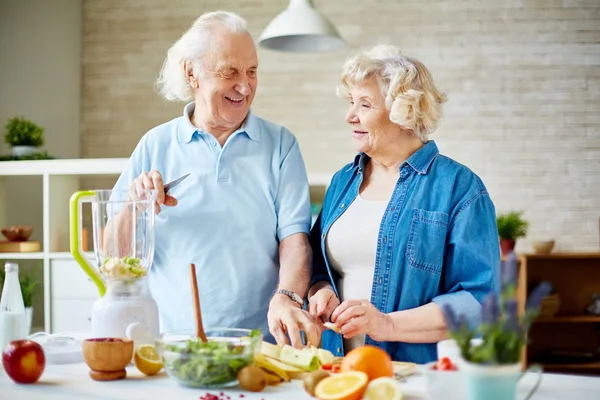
70, 189, 160, 341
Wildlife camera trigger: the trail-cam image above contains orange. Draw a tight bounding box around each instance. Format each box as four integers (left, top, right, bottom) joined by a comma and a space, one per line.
314, 371, 369, 400
340, 345, 394, 381
134, 344, 163, 376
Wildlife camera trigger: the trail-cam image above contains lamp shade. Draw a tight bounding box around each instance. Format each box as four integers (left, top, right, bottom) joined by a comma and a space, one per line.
258, 0, 345, 53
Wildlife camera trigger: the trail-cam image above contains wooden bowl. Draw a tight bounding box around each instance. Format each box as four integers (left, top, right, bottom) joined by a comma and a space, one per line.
1, 225, 33, 242
83, 338, 133, 380
532, 240, 555, 255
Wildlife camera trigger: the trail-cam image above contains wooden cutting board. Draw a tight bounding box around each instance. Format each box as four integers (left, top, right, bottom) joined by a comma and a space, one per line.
330, 357, 417, 378
0, 241, 41, 252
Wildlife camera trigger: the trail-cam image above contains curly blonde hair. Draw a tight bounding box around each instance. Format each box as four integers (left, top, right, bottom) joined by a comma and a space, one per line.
339, 45, 447, 140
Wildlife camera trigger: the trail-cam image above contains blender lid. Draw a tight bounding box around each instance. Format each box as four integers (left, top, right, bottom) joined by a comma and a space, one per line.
28, 332, 85, 364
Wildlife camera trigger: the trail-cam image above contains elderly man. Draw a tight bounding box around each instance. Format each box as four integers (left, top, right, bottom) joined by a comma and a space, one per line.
110, 10, 319, 347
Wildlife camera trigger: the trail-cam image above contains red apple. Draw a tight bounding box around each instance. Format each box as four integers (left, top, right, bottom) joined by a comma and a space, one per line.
2, 339, 46, 384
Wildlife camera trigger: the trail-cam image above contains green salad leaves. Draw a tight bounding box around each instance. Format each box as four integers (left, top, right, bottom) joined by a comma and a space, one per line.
163, 330, 261, 387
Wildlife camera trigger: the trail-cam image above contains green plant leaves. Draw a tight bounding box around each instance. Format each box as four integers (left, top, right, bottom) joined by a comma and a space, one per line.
496, 211, 528, 240
4, 116, 45, 147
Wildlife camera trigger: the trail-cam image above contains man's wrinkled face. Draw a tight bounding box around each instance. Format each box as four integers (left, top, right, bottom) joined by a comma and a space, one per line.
194, 29, 258, 130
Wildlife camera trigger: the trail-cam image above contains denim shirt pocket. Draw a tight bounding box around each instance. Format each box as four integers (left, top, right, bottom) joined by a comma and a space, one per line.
406, 209, 449, 275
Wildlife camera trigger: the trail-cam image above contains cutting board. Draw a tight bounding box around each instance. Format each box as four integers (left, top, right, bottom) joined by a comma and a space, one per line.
0, 241, 41, 252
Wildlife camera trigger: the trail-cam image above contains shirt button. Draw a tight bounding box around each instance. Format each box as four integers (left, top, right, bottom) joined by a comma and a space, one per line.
337, 347, 342, 353
321, 233, 325, 239
340, 203, 345, 208
379, 277, 383, 285
210, 141, 217, 147
383, 236, 387, 244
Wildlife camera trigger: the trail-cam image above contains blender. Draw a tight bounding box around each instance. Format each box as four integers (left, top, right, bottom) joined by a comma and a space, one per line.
69, 189, 159, 343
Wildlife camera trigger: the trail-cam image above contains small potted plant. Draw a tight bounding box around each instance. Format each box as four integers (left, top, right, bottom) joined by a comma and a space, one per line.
3, 116, 45, 157
442, 253, 551, 400
496, 211, 528, 256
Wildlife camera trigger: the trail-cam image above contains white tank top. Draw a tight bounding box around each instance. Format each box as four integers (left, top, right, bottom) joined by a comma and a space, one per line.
325, 194, 389, 352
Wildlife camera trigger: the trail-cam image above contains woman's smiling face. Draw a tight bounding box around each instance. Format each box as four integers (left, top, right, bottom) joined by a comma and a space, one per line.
344, 77, 402, 156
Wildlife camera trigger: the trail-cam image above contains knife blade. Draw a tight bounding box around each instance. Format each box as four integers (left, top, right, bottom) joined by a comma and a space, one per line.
163, 173, 190, 194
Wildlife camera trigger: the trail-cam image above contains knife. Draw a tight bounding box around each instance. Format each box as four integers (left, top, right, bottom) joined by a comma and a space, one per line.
163, 173, 190, 194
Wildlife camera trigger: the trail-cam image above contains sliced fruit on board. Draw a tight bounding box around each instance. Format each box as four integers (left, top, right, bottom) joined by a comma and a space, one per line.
280, 344, 320, 371
264, 355, 309, 380
254, 353, 290, 381
261, 341, 281, 360
259, 341, 336, 371
363, 376, 403, 400
314, 371, 369, 400
305, 345, 335, 366
392, 361, 417, 377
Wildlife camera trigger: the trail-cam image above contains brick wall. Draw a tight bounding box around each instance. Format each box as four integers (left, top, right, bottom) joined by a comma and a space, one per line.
82, 0, 600, 252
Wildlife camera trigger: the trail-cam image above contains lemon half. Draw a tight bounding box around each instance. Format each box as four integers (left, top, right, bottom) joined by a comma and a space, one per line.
134, 344, 163, 376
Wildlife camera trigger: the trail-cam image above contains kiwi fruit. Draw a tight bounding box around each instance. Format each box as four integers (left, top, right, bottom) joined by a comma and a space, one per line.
237, 366, 267, 392
303, 370, 330, 396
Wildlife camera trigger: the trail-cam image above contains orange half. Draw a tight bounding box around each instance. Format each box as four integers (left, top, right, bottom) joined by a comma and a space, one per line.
314, 371, 369, 400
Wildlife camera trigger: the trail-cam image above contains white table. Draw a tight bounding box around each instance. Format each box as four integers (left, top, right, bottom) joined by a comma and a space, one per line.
1, 362, 599, 400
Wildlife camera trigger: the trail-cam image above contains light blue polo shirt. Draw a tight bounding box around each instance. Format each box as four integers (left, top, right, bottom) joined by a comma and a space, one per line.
112, 103, 311, 340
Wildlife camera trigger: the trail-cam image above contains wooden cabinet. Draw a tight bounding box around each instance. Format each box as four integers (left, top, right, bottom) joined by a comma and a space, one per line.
517, 253, 600, 376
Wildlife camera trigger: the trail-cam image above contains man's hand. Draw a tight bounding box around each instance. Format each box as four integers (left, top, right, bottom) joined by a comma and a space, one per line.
308, 287, 340, 330
331, 299, 393, 342
129, 170, 178, 214
268, 294, 321, 349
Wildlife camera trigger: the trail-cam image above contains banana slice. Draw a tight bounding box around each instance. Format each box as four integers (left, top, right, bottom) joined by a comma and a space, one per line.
261, 341, 282, 360
254, 353, 290, 381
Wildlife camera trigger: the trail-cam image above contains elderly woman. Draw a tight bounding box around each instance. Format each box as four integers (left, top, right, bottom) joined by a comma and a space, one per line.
308, 45, 500, 363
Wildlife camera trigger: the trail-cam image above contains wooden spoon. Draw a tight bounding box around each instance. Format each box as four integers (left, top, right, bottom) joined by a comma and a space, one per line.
190, 263, 208, 343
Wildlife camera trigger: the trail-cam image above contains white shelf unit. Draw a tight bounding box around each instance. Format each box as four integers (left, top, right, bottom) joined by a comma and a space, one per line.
0, 158, 129, 334
0, 158, 332, 334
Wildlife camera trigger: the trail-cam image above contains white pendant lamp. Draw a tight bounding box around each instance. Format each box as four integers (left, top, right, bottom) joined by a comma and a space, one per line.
258, 0, 346, 53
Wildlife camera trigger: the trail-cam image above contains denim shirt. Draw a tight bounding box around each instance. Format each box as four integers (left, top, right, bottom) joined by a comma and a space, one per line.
310, 141, 500, 364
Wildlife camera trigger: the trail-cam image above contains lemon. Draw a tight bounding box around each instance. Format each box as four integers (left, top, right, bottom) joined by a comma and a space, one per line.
134, 344, 163, 376
363, 376, 403, 400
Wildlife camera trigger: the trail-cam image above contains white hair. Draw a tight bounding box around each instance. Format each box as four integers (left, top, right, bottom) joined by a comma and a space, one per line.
339, 44, 447, 140
155, 11, 248, 102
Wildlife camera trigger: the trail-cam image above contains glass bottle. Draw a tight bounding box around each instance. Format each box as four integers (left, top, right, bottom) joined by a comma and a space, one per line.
0, 262, 26, 351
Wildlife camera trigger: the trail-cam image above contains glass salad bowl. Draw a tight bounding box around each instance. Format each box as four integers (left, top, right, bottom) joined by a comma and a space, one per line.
155, 328, 262, 388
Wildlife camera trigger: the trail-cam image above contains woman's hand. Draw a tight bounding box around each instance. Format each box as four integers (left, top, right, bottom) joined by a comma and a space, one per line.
308, 286, 340, 330
331, 299, 394, 342
129, 170, 178, 214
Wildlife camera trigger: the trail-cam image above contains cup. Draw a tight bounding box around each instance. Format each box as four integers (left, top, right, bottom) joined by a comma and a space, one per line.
462, 362, 542, 400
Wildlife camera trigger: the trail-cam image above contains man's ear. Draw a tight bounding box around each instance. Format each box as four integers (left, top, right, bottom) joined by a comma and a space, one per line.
184, 61, 199, 89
